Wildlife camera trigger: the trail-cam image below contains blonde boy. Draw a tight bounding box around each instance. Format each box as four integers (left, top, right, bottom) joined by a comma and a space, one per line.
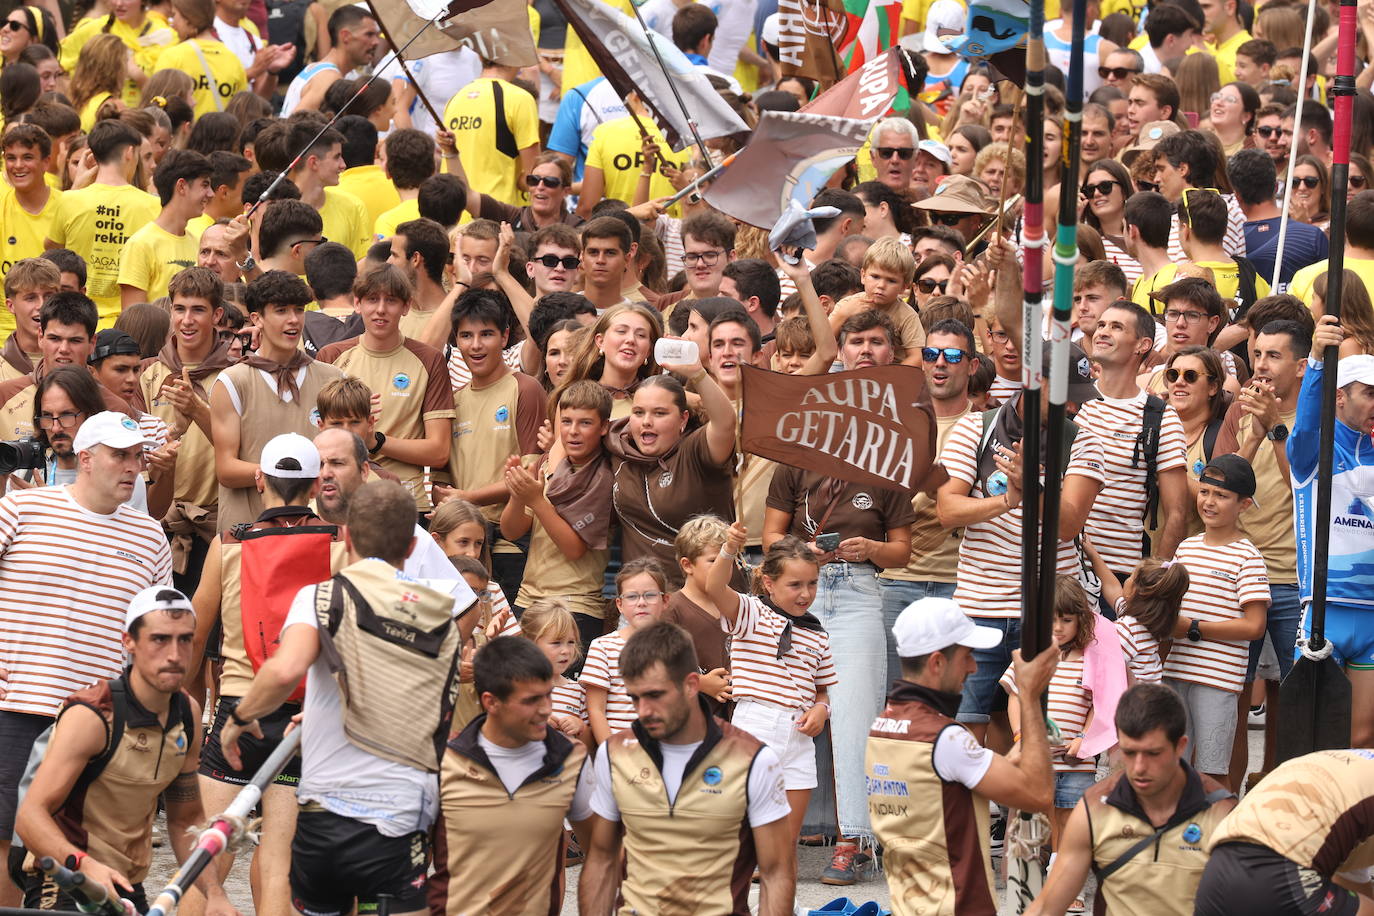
827, 237, 926, 366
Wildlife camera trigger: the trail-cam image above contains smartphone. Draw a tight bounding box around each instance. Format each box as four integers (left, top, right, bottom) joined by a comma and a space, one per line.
654, 337, 699, 365
816, 532, 841, 552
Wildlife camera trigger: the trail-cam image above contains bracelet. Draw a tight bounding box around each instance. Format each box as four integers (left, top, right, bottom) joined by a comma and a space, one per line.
1002, 491, 1012, 511
639, 171, 654, 178
688, 369, 708, 385
818, 702, 831, 716
228, 704, 253, 728
1012, 731, 1022, 744
454, 281, 469, 289
719, 546, 738, 559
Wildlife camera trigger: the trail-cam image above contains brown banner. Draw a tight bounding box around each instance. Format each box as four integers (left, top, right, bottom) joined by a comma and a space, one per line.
371, 0, 536, 66
740, 364, 938, 494
800, 46, 903, 120
774, 0, 847, 84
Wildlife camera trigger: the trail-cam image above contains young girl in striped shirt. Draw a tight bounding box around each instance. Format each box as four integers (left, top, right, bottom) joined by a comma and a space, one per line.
581, 558, 669, 743
518, 598, 590, 747
1084, 541, 1192, 685
1002, 576, 1097, 851
706, 522, 836, 845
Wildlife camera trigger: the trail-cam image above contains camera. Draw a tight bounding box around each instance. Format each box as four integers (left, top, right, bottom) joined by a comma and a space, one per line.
0, 438, 44, 475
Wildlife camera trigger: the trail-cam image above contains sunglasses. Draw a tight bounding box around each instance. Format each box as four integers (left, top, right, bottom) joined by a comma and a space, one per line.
534, 253, 580, 269
1164, 367, 1216, 384
928, 212, 965, 227
3, 19, 29, 32
921, 346, 967, 363
1080, 179, 1122, 198
1097, 65, 1139, 80
1353, 175, 1370, 189
1291, 175, 1320, 189
1135, 179, 1160, 192
524, 174, 564, 189
1181, 187, 1221, 225
917, 277, 949, 294
1256, 125, 1281, 139
291, 236, 327, 248
875, 146, 915, 160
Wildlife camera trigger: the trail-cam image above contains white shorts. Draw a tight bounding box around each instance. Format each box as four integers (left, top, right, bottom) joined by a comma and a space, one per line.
731, 697, 817, 790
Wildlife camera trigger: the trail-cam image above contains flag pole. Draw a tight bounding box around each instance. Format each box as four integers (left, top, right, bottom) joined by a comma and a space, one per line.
663, 151, 738, 205
1019, 0, 1046, 658
1038, 0, 1086, 657
364, 0, 444, 128
246, 12, 445, 218
1268, 0, 1318, 291
625, 0, 716, 168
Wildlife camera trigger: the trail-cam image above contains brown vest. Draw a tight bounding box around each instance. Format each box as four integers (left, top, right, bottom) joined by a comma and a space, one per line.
439, 715, 588, 916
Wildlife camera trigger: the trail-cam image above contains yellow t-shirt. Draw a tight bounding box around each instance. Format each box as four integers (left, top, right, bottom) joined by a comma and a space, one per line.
339, 165, 401, 228
1209, 29, 1251, 87
154, 38, 246, 118
48, 182, 160, 327
1289, 257, 1374, 310
585, 116, 686, 212
442, 77, 540, 207
1193, 258, 1270, 308
374, 197, 420, 241
61, 12, 176, 106
1132, 263, 1180, 312
78, 91, 112, 132
320, 186, 371, 258
186, 213, 214, 237
0, 185, 61, 343
116, 220, 202, 304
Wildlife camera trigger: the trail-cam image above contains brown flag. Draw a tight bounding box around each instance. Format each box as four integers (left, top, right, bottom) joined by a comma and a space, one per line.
801, 46, 904, 120
369, 0, 537, 66
773, 0, 848, 84
740, 364, 938, 494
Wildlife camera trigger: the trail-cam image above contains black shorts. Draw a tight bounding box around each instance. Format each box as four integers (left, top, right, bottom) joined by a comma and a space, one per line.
23, 871, 147, 913
0, 710, 53, 834
290, 808, 429, 916
198, 697, 301, 787
1196, 842, 1362, 916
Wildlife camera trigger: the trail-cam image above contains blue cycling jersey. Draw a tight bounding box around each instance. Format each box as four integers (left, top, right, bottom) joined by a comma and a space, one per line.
1289, 357, 1374, 609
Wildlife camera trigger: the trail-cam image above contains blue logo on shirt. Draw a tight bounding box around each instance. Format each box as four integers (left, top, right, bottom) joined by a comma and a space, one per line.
495, 405, 509, 423
393, 372, 410, 390
1182, 823, 1202, 845
702, 766, 723, 786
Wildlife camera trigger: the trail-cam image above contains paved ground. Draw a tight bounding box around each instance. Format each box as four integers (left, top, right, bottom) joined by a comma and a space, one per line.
145, 727, 1268, 915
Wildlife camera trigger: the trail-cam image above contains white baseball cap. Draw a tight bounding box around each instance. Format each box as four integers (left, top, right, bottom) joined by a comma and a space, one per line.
72, 411, 155, 454
892, 597, 1003, 657
1337, 354, 1374, 389
125, 585, 195, 632
259, 433, 321, 479
919, 0, 966, 53
918, 138, 953, 165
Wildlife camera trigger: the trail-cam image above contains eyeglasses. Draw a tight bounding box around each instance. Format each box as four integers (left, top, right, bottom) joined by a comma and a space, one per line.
620, 591, 663, 605
1097, 65, 1140, 80
989, 329, 1011, 343
928, 212, 965, 227
1353, 175, 1370, 189
3, 19, 30, 32
1164, 367, 1216, 384
921, 346, 967, 363
1209, 92, 1241, 106
524, 174, 564, 189
875, 146, 915, 160
917, 277, 949, 294
37, 411, 82, 430
1135, 179, 1160, 192
1080, 179, 1122, 198
1256, 125, 1282, 139
1291, 175, 1320, 189
1163, 308, 1209, 324
534, 253, 580, 269
683, 250, 725, 267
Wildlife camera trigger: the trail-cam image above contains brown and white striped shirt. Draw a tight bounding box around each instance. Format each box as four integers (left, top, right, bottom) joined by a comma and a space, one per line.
0, 487, 172, 715
1162, 534, 1270, 693
580, 631, 637, 733
1001, 653, 1096, 774
725, 594, 838, 711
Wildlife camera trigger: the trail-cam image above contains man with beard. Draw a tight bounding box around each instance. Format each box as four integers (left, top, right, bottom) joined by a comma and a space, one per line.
1027, 684, 1236, 915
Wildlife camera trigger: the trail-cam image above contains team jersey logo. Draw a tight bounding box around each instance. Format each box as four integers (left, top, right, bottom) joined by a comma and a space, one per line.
702, 766, 723, 786
393, 372, 410, 391
852, 492, 873, 510
121, 417, 138, 430
309, 408, 321, 427
658, 471, 673, 488
495, 405, 509, 423
1182, 823, 1202, 844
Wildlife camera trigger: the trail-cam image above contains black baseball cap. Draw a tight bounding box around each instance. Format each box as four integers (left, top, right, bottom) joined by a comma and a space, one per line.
1201, 454, 1257, 501
1041, 341, 1100, 404
89, 329, 141, 364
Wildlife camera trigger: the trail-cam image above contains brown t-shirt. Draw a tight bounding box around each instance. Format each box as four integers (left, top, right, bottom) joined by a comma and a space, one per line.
767, 467, 917, 555
661, 590, 728, 672
608, 422, 736, 590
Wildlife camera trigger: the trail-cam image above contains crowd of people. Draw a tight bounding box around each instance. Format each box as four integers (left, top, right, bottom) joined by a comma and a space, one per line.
1, 0, 1374, 913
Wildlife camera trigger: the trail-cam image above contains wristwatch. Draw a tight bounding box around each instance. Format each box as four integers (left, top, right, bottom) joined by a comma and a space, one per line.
1187, 619, 1202, 642
235, 254, 257, 274
64, 852, 88, 871
1266, 423, 1289, 442
228, 702, 254, 727
369, 431, 386, 455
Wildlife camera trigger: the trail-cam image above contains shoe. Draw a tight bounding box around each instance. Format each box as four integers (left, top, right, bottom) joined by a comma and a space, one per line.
989, 812, 1006, 858
151, 823, 164, 849
1068, 898, 1087, 916
799, 834, 832, 847
564, 832, 583, 866
1249, 704, 1266, 728
850, 905, 882, 916
805, 899, 857, 916
820, 842, 871, 886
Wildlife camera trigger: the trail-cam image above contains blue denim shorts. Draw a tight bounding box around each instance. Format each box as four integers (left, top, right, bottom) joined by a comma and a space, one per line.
956, 616, 1019, 724
1054, 770, 1096, 809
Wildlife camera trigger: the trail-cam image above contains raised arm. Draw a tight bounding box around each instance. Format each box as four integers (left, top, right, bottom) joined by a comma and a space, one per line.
708, 521, 748, 625
778, 251, 838, 374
